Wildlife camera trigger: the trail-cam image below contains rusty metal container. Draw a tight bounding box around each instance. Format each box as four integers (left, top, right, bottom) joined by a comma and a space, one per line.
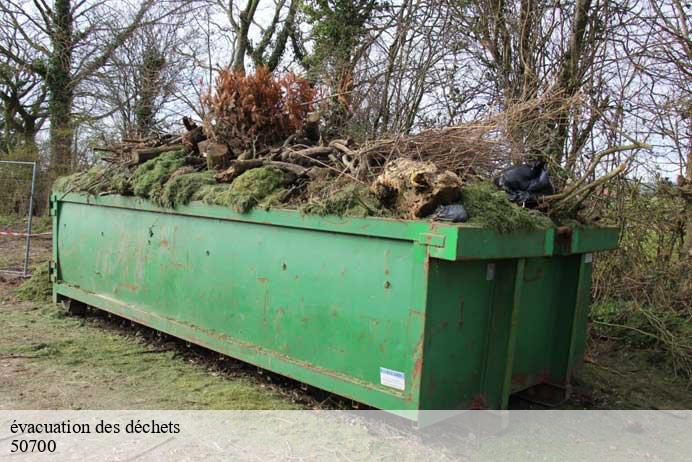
51, 193, 617, 423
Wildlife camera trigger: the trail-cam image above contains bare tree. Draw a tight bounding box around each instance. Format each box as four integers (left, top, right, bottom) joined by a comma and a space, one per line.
92, 11, 200, 138
0, 26, 46, 157
0, 0, 170, 174
217, 0, 300, 73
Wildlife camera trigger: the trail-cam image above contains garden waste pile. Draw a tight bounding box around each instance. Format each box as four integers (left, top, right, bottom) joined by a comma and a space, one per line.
54, 68, 563, 232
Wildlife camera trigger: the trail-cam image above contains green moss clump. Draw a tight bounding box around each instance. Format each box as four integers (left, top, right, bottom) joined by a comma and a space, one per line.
16, 262, 52, 302
461, 182, 554, 233
111, 171, 133, 195
159, 171, 216, 208
301, 182, 381, 217
131, 150, 187, 202
198, 167, 288, 212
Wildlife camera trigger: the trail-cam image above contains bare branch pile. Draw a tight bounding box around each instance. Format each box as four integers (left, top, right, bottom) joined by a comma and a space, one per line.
70, 69, 647, 230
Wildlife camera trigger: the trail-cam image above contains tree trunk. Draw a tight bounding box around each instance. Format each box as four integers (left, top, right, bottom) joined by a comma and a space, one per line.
231, 0, 260, 73
681, 144, 692, 259
47, 0, 74, 176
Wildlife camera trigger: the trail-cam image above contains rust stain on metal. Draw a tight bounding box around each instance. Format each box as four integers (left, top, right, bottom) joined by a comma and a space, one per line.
160, 239, 169, 248
408, 309, 425, 320
412, 332, 425, 380
257, 277, 268, 284
470, 394, 487, 410
556, 226, 573, 253
118, 284, 140, 293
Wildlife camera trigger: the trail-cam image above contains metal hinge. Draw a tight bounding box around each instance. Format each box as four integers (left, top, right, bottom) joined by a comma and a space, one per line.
49, 197, 58, 216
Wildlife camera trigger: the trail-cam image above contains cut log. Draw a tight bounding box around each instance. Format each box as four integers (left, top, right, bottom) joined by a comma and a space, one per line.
215, 160, 265, 183
199, 140, 230, 170
303, 112, 321, 142
268, 161, 309, 176
131, 144, 185, 164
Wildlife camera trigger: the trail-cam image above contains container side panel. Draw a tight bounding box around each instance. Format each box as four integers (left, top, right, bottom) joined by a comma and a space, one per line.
56, 201, 426, 408
567, 254, 593, 372
418, 259, 499, 409
511, 255, 588, 390
510, 257, 562, 389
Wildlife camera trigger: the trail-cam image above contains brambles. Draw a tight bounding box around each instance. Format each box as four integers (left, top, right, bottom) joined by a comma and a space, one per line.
591, 182, 692, 381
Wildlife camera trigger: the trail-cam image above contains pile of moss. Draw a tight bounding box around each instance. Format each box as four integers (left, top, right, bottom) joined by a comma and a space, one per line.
460, 181, 554, 232
131, 150, 187, 203
300, 181, 383, 218
159, 171, 216, 208
16, 262, 52, 302
197, 167, 289, 213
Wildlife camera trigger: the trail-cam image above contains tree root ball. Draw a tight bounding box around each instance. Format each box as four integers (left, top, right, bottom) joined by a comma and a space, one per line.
370, 158, 463, 218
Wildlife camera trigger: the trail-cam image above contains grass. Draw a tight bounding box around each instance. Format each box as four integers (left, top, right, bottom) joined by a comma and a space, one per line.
572, 338, 692, 409
15, 261, 52, 302
0, 302, 300, 410
590, 301, 692, 381
0, 214, 51, 233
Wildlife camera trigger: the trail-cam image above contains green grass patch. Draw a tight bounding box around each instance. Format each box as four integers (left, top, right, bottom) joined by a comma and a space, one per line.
15, 262, 52, 302
0, 302, 299, 410
0, 214, 50, 233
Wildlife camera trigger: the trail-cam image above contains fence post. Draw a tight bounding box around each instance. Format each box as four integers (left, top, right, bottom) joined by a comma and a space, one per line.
23, 162, 38, 276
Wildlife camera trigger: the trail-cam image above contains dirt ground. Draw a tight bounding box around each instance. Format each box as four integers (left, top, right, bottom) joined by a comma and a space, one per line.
1, 223, 690, 412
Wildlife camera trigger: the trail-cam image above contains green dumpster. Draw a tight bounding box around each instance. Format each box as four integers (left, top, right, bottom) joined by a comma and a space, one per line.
50, 193, 618, 422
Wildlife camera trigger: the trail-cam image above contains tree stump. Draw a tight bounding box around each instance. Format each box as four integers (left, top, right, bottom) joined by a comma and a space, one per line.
370, 158, 463, 218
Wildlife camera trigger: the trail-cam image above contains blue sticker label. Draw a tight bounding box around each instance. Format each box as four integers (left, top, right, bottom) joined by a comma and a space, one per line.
380, 367, 405, 390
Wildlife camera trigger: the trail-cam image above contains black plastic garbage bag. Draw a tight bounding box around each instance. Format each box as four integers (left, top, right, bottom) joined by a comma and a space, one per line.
431, 204, 469, 223
495, 161, 554, 207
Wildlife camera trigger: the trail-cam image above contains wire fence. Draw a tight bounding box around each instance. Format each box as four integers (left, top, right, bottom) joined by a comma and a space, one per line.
0, 160, 38, 276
